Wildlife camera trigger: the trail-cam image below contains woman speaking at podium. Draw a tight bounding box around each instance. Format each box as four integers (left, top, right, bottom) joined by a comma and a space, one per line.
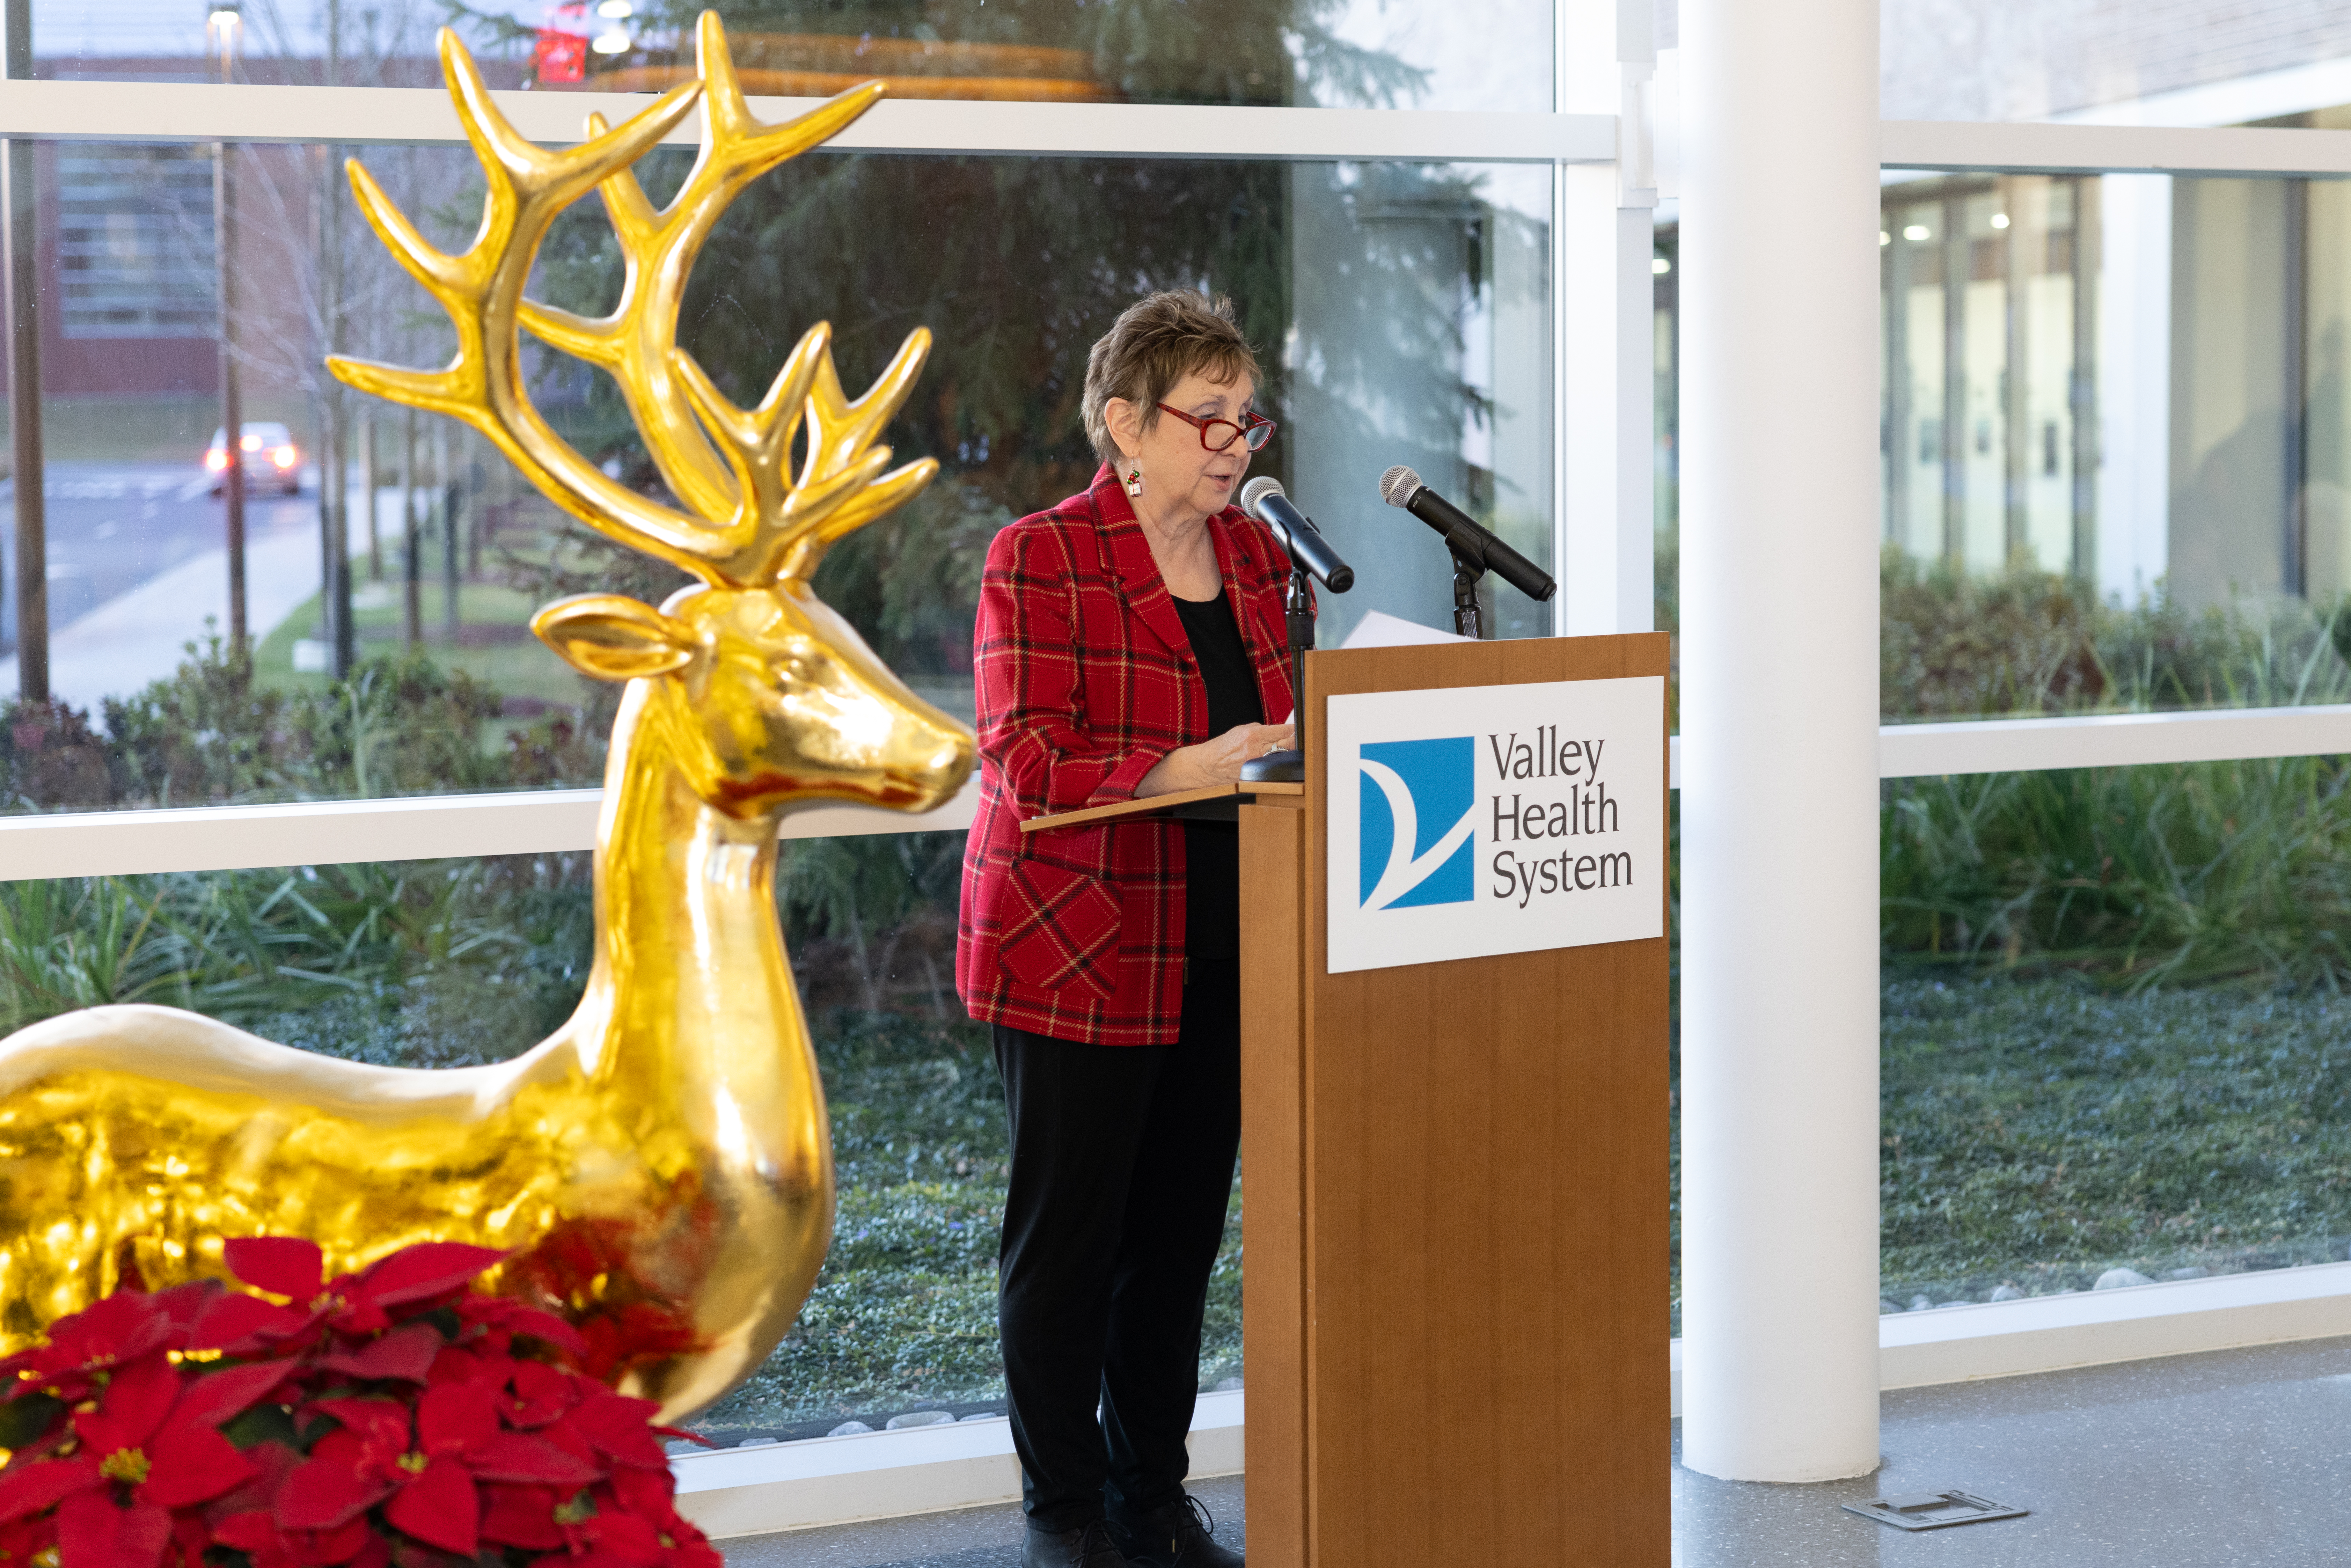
958, 291, 1295, 1568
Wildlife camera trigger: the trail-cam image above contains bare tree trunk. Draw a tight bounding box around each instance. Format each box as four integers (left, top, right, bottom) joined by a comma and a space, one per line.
216, 140, 245, 665
361, 414, 379, 581
402, 405, 420, 649
3, 129, 44, 703
436, 418, 457, 642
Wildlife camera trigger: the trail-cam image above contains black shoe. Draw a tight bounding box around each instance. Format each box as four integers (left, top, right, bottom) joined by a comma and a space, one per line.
1109, 1495, 1242, 1568
1021, 1519, 1134, 1568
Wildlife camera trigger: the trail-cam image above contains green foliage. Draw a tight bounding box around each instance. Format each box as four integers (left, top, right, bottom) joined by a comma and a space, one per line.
0, 631, 585, 813
1880, 977, 2351, 1303
0, 856, 595, 1052
1870, 555, 2351, 986
1880, 548, 2351, 720
1883, 757, 2351, 987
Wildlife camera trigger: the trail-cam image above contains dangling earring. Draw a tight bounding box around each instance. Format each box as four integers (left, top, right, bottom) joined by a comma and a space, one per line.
1123, 463, 1144, 499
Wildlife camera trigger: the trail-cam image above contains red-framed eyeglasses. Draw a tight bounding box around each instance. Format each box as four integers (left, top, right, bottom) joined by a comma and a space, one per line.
1155, 403, 1277, 453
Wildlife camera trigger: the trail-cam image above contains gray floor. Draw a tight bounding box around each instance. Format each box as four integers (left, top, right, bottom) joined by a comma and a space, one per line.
720, 1474, 1245, 1568
720, 1338, 2351, 1565
1676, 1334, 2351, 1568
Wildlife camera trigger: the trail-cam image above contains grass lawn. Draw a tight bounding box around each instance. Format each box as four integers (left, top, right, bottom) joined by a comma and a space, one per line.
1876, 976, 2351, 1306
252, 573, 596, 773
689, 978, 2351, 1424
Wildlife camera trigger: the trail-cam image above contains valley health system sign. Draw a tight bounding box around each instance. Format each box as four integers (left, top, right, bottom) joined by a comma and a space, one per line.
1325, 677, 1665, 974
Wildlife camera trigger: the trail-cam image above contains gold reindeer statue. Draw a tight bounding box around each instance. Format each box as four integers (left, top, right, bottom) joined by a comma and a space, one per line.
0, 14, 973, 1422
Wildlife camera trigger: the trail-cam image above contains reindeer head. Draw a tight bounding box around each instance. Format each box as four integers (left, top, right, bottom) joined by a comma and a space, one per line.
327, 12, 973, 820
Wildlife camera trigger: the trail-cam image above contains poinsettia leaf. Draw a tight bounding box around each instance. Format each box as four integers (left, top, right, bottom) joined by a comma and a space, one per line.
477, 1483, 564, 1551
204, 1439, 301, 1521
500, 1362, 576, 1429
585, 1509, 666, 1567
311, 1398, 414, 1452
495, 1306, 588, 1359
150, 1280, 221, 1331
89, 1349, 179, 1446
57, 1491, 171, 1568
605, 1464, 674, 1520
332, 1299, 393, 1336
415, 1383, 498, 1456
71, 1411, 136, 1461
274, 1453, 389, 1532
313, 1324, 441, 1386
345, 1523, 393, 1568
570, 1394, 668, 1468
652, 1424, 717, 1449
0, 1456, 101, 1523
0, 1393, 63, 1451
382, 1458, 478, 1556
355, 1246, 507, 1310
305, 1511, 380, 1567
225, 1239, 326, 1304
208, 1509, 282, 1552
466, 1431, 601, 1486
49, 1292, 174, 1373
171, 1360, 293, 1430
139, 1423, 256, 1510
187, 1291, 312, 1354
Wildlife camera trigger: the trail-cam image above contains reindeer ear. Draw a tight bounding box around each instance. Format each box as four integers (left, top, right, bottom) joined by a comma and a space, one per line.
533, 594, 698, 682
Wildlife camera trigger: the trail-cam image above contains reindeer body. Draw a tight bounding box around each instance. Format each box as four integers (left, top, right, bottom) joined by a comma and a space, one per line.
0, 24, 973, 1423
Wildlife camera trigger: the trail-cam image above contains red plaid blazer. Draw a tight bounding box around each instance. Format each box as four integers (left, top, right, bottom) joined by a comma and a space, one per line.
957, 465, 1297, 1046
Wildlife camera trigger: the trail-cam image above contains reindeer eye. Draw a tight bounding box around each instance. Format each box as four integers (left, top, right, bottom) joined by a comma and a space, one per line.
772, 653, 815, 685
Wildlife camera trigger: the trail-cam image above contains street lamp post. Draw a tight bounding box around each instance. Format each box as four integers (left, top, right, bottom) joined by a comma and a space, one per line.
4, 0, 46, 705
210, 5, 246, 664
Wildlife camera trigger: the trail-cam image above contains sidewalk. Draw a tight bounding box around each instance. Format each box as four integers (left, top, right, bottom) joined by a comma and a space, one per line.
0, 515, 317, 712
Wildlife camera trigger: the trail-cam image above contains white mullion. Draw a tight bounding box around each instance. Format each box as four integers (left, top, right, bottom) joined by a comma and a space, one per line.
0, 79, 1612, 163
17, 707, 2351, 881
1882, 118, 2351, 176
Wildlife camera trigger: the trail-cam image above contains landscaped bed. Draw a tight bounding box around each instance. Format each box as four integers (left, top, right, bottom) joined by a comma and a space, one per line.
1877, 975, 2351, 1310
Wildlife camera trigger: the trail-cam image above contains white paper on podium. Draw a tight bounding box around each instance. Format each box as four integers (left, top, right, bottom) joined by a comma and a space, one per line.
1338, 610, 1473, 650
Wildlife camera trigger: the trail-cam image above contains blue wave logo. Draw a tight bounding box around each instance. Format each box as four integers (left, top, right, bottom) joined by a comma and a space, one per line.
1358, 737, 1476, 909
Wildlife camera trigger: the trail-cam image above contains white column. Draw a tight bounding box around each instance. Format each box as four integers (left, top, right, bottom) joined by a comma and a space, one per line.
1555, 0, 1657, 636
1678, 0, 1883, 1484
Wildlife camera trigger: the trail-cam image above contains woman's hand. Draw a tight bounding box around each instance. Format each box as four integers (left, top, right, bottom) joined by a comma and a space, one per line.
1136, 722, 1296, 797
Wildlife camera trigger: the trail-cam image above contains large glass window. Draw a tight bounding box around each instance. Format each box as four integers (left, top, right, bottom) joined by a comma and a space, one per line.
0, 143, 1554, 812
1654, 171, 2351, 723
0, 841, 1171, 1433
1872, 1, 2351, 127
1878, 755, 2351, 1311
28, 0, 1554, 113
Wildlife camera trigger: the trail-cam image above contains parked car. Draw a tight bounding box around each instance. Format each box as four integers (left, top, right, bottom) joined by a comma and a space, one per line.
207, 422, 302, 496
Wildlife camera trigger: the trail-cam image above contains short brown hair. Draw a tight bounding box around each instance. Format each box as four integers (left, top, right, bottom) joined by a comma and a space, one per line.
1081, 291, 1262, 467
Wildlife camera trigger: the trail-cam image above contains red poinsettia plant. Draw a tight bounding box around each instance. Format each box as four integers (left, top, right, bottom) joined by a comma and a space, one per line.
0, 1239, 720, 1568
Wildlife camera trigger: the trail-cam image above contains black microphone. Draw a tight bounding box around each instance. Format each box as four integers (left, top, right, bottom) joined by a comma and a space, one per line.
1378, 464, 1557, 604
1242, 476, 1355, 593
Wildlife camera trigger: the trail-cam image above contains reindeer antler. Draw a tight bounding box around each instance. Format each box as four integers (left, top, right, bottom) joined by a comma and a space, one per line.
328, 13, 937, 588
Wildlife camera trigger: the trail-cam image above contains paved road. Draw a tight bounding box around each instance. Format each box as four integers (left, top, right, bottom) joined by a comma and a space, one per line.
0, 461, 408, 713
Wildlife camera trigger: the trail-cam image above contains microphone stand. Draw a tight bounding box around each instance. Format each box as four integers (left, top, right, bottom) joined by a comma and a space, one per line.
1451, 549, 1486, 640
1239, 558, 1314, 784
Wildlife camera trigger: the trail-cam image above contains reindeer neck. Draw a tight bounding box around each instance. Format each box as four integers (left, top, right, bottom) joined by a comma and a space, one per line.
565, 683, 805, 1101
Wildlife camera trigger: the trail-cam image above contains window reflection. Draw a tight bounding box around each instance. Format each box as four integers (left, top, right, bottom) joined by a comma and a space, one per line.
27, 0, 1552, 112
0, 146, 1552, 809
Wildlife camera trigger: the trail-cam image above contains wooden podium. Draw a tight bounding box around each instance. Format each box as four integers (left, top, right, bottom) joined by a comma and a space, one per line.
1027, 633, 1671, 1566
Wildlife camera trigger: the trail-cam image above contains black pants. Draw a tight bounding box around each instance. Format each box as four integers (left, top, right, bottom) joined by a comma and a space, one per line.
991, 957, 1242, 1534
